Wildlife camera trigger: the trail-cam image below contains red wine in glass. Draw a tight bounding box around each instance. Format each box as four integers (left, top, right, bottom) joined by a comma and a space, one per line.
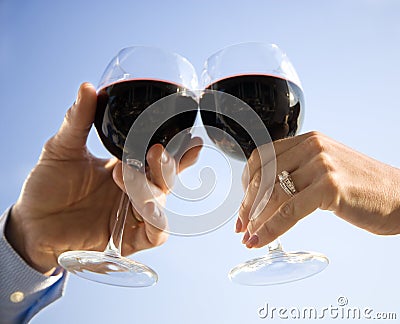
95, 79, 198, 163
200, 74, 303, 160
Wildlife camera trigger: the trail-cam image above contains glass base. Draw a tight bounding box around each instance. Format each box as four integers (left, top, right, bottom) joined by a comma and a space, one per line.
229, 251, 328, 286
58, 250, 158, 287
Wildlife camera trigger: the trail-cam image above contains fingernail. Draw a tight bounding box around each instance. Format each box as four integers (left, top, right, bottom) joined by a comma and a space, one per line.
161, 150, 169, 163
75, 86, 82, 105
147, 202, 161, 218
142, 201, 162, 220
246, 234, 259, 248
126, 158, 144, 170
152, 205, 161, 218
242, 230, 250, 244
235, 218, 242, 233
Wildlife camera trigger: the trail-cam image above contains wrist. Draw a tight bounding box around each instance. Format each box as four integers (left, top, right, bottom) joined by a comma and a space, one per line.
5, 206, 57, 275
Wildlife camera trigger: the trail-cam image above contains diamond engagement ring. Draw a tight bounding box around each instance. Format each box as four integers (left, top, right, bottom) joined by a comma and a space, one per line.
278, 170, 296, 197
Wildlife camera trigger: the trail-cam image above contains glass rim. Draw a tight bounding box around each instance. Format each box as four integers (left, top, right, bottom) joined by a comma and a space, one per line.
201, 41, 303, 89
97, 45, 198, 91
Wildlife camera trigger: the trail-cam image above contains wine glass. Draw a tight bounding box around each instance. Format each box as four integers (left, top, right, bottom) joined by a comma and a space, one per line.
200, 42, 329, 285
57, 46, 198, 287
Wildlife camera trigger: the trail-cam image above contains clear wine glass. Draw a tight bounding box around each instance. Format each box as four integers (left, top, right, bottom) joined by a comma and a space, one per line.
57, 46, 198, 287
200, 42, 329, 285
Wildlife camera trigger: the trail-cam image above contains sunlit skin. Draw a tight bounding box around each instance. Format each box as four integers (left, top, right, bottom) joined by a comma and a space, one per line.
5, 83, 202, 275
237, 131, 400, 248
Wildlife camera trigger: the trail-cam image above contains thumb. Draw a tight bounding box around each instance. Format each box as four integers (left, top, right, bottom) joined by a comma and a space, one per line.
52, 82, 97, 152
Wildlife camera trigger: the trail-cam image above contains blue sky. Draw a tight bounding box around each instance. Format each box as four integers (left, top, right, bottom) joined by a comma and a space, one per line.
1, 0, 400, 323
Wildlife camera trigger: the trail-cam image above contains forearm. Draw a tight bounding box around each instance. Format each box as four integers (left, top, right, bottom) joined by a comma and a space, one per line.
0, 207, 68, 323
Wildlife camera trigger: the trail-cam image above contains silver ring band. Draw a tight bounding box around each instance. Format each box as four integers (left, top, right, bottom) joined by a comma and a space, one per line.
278, 170, 296, 197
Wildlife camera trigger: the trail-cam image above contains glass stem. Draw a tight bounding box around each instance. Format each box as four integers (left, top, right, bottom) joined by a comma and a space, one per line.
104, 192, 129, 257
267, 239, 283, 253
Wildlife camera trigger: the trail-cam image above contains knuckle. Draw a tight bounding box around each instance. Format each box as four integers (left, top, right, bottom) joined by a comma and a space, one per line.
149, 231, 169, 247
64, 106, 74, 125
315, 152, 335, 175
320, 172, 340, 210
260, 221, 278, 242
240, 193, 252, 212
268, 185, 281, 205
248, 148, 261, 167
41, 135, 62, 159
307, 130, 322, 137
241, 172, 262, 213
250, 171, 262, 190
277, 200, 294, 222
247, 219, 258, 234
155, 233, 168, 246
42, 136, 56, 152
239, 199, 250, 219
322, 171, 339, 191
304, 131, 326, 155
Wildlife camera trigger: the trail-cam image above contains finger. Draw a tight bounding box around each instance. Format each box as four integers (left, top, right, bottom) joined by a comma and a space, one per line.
236, 165, 268, 232
113, 158, 163, 199
242, 143, 276, 190
121, 164, 165, 214
237, 172, 261, 232
237, 160, 275, 232
176, 136, 203, 173
244, 131, 319, 187
122, 201, 168, 254
146, 144, 176, 193
142, 201, 168, 245
242, 131, 325, 217
112, 161, 125, 192
245, 184, 322, 248
53, 83, 97, 152
244, 157, 326, 241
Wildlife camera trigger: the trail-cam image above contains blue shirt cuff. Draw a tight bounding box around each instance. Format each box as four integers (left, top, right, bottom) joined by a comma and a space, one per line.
0, 207, 68, 323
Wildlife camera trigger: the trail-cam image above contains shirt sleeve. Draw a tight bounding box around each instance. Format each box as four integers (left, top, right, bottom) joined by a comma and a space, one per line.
0, 207, 68, 324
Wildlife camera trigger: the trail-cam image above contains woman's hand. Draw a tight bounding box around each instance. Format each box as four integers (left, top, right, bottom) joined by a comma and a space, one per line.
237, 131, 400, 248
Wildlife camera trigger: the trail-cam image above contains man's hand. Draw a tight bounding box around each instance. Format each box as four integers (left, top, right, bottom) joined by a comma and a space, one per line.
6, 83, 202, 274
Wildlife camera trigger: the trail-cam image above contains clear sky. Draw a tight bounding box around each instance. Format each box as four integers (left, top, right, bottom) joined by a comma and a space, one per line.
1, 0, 400, 323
